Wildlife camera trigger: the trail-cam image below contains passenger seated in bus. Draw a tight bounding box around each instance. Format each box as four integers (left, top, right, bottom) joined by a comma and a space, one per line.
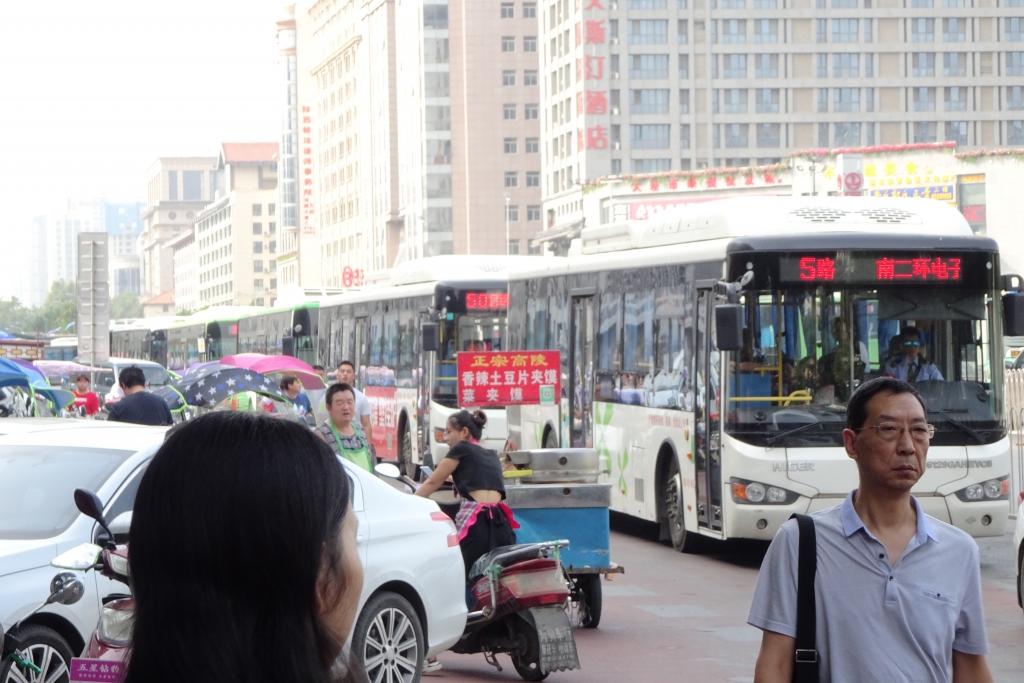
816, 317, 866, 403
884, 326, 943, 383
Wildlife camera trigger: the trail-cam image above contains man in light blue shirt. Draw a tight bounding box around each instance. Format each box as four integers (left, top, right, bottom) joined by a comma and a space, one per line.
749, 377, 991, 683
885, 326, 944, 382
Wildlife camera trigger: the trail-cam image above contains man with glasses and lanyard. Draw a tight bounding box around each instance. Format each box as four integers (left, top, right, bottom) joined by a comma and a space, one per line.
315, 383, 373, 473
749, 377, 991, 682
885, 326, 944, 383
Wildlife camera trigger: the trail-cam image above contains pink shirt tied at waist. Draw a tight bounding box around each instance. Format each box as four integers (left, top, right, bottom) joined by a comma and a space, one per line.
454, 498, 520, 542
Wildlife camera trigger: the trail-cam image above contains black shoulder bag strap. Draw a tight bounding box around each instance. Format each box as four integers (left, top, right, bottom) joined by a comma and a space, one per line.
791, 513, 819, 683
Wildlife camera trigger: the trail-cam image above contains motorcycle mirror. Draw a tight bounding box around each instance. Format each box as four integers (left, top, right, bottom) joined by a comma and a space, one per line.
46, 572, 85, 607
374, 463, 402, 479
74, 489, 115, 549
51, 543, 103, 571
108, 511, 132, 544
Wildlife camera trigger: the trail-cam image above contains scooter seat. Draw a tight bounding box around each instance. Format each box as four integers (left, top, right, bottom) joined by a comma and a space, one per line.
468, 542, 557, 581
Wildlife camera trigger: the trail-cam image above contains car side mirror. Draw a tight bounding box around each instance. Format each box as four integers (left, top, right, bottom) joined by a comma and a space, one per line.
108, 511, 133, 545
421, 323, 440, 352
374, 463, 401, 479
715, 304, 744, 351
75, 488, 115, 549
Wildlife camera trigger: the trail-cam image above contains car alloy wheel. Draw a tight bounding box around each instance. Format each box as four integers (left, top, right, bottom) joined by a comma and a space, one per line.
1, 626, 73, 683
356, 592, 424, 683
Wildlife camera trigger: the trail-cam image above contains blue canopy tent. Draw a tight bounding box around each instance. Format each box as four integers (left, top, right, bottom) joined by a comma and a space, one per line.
0, 358, 75, 411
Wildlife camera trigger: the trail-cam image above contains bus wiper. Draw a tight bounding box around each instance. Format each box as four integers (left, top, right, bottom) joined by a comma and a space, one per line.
766, 421, 823, 448
928, 410, 984, 444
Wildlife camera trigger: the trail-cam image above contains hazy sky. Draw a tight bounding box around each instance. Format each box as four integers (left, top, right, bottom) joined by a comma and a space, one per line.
0, 0, 284, 234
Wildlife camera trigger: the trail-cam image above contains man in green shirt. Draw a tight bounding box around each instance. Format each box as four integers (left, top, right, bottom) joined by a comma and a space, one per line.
315, 383, 373, 472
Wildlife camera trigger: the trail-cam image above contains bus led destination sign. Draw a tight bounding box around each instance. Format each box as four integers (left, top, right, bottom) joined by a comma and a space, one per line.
780, 253, 964, 284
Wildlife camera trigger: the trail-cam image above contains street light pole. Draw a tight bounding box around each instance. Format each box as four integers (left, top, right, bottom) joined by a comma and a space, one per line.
503, 192, 511, 256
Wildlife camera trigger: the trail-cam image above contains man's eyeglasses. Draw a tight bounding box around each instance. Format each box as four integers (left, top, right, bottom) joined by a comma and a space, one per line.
855, 423, 935, 442
902, 341, 921, 347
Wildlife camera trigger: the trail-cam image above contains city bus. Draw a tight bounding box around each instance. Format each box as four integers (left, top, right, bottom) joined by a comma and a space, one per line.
110, 317, 181, 366
507, 196, 1015, 549
42, 336, 78, 361
165, 306, 260, 371
314, 255, 543, 476
235, 302, 320, 366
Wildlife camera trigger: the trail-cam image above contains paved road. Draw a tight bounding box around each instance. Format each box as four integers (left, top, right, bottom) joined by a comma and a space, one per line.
435, 513, 1024, 682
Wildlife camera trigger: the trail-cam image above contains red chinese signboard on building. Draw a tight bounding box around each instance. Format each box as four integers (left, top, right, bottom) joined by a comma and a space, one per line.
456, 351, 561, 407
301, 105, 316, 235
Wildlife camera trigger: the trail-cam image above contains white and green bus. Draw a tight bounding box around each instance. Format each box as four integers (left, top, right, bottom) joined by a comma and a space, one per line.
507, 196, 1017, 550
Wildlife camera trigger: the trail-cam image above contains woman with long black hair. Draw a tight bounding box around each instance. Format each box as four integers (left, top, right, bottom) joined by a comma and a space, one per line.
415, 409, 518, 576
125, 411, 363, 683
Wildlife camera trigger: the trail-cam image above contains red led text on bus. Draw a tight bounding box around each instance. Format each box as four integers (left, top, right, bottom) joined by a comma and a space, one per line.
465, 292, 509, 310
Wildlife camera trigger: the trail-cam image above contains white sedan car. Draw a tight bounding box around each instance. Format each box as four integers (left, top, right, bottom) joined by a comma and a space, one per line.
1015, 497, 1024, 616
0, 422, 466, 683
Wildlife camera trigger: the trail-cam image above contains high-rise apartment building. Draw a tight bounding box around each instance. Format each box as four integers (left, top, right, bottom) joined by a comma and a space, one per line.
170, 229, 197, 314
48, 198, 104, 286
193, 143, 279, 308
537, 0, 1024, 243
140, 157, 221, 303
105, 202, 144, 297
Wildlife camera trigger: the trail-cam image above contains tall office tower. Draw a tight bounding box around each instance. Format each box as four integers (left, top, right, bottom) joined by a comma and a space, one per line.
536, 0, 1024, 248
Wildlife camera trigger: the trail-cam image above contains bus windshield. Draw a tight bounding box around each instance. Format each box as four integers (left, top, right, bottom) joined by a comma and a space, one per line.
433, 313, 508, 408
724, 286, 1004, 448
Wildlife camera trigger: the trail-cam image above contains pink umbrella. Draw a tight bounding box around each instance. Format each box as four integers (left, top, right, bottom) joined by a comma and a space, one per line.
220, 354, 326, 389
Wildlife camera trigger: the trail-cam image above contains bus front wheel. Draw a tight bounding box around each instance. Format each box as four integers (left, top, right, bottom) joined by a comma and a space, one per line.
398, 420, 417, 480
664, 457, 701, 554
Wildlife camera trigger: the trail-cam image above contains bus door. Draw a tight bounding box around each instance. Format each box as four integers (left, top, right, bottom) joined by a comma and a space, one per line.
569, 294, 595, 448
694, 284, 723, 531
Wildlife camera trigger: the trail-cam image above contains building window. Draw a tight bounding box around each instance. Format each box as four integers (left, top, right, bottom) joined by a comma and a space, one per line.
1008, 52, 1024, 76
526, 171, 540, 187
831, 19, 856, 43
816, 19, 827, 43
253, 222, 263, 235
424, 4, 448, 29
254, 279, 265, 292
711, 54, 719, 78
501, 2, 514, 18
1008, 86, 1024, 110
630, 89, 670, 114
1008, 18, 1024, 41
944, 86, 967, 111
911, 0, 933, 5
506, 205, 520, 221
679, 89, 690, 114
527, 205, 541, 221
631, 124, 671, 149
183, 170, 203, 200
525, 138, 539, 153
524, 36, 537, 52
611, 159, 623, 174
678, 19, 688, 44
502, 36, 515, 52
817, 53, 827, 78
425, 38, 449, 63
866, 88, 875, 112
679, 124, 691, 148
630, 54, 670, 79
678, 54, 689, 78
914, 121, 938, 143
253, 204, 262, 216
911, 18, 934, 42
834, 88, 860, 112
754, 20, 778, 44
505, 172, 518, 188
755, 88, 779, 113
755, 54, 779, 78
167, 171, 178, 200
720, 0, 745, 7
945, 121, 968, 145
525, 104, 538, 119
270, 278, 277, 289
504, 138, 518, 153
832, 0, 857, 6
943, 18, 966, 42
818, 88, 829, 112
504, 104, 517, 120
865, 18, 873, 43
834, 122, 861, 146
818, 122, 830, 146
268, 203, 275, 216
254, 260, 264, 273
912, 53, 935, 77
631, 159, 672, 173
628, 20, 669, 44
269, 241, 276, 253
629, 0, 668, 7
524, 2, 536, 17
503, 70, 516, 86
524, 70, 538, 86
833, 53, 860, 78
1009, 121, 1024, 144
943, 52, 966, 77
913, 87, 936, 112
723, 88, 747, 113
724, 123, 748, 148
756, 123, 781, 148
723, 54, 747, 78
721, 19, 746, 44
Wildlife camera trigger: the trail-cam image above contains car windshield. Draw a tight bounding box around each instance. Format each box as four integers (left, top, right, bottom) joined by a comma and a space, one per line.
724, 286, 1004, 447
100, 364, 170, 389
0, 446, 134, 539
434, 314, 508, 407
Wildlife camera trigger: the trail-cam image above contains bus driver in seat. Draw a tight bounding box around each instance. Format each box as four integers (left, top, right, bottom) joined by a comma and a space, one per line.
885, 326, 943, 383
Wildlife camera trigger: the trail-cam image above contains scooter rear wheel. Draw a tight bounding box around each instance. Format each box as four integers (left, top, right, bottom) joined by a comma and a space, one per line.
509, 618, 548, 682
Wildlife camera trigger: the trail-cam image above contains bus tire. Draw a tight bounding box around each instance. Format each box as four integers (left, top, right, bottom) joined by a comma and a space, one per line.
664, 456, 701, 554
542, 425, 558, 449
398, 418, 417, 480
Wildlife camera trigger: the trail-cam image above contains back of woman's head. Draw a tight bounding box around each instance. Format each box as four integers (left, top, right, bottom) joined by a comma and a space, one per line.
126, 411, 352, 683
448, 409, 487, 441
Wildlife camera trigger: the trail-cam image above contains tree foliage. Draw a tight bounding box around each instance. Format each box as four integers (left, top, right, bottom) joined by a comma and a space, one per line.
111, 291, 143, 319
0, 281, 80, 335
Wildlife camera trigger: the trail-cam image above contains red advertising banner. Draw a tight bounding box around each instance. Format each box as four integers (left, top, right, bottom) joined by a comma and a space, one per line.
456, 351, 561, 407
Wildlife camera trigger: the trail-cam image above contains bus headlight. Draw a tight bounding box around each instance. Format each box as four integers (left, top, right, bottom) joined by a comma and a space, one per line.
730, 478, 799, 505
434, 428, 446, 443
954, 476, 1009, 502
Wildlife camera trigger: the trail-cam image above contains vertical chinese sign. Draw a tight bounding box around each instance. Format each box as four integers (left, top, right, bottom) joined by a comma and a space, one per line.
457, 351, 562, 407
301, 105, 316, 236
578, 1, 609, 158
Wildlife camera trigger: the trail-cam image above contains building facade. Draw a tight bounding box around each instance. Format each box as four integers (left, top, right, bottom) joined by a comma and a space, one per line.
140, 157, 221, 304
105, 201, 144, 297
48, 198, 104, 286
170, 229, 197, 314
193, 143, 279, 308
537, 0, 1024, 246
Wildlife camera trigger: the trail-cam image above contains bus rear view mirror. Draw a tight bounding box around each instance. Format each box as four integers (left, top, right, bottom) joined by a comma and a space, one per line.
281, 336, 295, 357
1003, 293, 1024, 336
715, 304, 744, 351
422, 323, 440, 352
